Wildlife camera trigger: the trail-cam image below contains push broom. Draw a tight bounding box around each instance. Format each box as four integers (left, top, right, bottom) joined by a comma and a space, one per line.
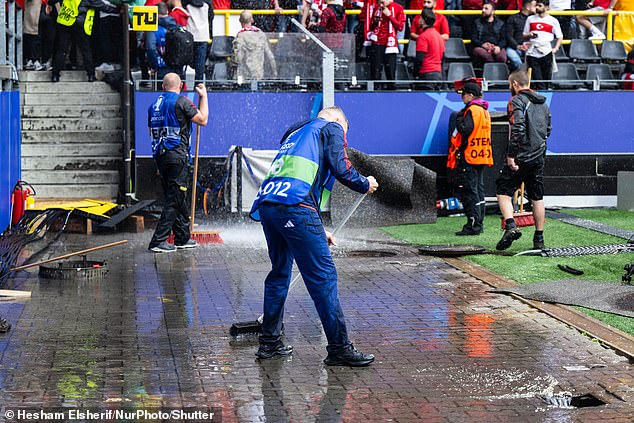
168, 94, 223, 244
229, 192, 368, 336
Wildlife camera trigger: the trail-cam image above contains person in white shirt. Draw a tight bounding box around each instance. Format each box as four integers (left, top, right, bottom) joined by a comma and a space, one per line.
523, 0, 563, 89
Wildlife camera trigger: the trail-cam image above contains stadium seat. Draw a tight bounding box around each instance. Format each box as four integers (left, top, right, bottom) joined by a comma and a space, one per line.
586, 63, 618, 89
354, 62, 370, 80
447, 62, 475, 82
552, 63, 582, 89
212, 61, 229, 80
209, 36, 235, 60
600, 40, 627, 62
405, 40, 417, 60
482, 63, 509, 88
552, 40, 569, 62
444, 38, 471, 62
569, 39, 600, 62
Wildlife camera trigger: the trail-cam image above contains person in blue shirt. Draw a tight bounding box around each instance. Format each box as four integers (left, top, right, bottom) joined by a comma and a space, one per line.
147, 73, 208, 253
145, 2, 183, 80
250, 106, 379, 366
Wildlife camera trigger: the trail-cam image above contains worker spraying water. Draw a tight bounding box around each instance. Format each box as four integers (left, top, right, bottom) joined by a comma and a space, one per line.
248, 106, 379, 366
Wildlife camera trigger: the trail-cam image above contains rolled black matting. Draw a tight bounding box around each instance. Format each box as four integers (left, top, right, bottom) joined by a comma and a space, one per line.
493, 279, 634, 318
330, 148, 437, 227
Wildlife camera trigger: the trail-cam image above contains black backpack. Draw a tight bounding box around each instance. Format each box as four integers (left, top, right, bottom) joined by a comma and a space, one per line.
164, 26, 194, 69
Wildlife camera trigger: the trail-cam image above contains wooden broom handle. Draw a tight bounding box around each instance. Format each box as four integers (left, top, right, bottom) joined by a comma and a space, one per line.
10, 240, 128, 272
189, 96, 202, 234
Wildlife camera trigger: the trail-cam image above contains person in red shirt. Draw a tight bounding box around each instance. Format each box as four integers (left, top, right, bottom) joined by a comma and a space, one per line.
410, 0, 449, 41
168, 0, 190, 26
409, 0, 444, 10
622, 50, 634, 90
311, 0, 347, 32
416, 9, 445, 89
576, 0, 614, 40
369, 0, 405, 81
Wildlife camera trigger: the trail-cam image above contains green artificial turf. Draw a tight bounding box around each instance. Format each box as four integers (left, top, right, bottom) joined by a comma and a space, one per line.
382, 210, 634, 336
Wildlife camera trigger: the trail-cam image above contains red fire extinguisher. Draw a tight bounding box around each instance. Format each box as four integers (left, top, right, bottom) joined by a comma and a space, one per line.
11, 181, 36, 226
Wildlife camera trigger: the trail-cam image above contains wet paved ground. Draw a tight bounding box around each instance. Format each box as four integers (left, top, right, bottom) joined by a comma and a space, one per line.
0, 223, 633, 422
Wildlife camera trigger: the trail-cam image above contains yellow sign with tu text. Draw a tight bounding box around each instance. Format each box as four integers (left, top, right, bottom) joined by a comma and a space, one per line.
131, 6, 158, 31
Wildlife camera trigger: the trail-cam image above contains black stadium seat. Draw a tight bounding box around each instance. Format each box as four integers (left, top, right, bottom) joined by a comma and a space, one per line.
569, 39, 600, 62
447, 62, 475, 82
209, 36, 235, 60
444, 38, 470, 62
586, 63, 618, 89
552, 63, 582, 89
601, 40, 627, 62
482, 62, 509, 88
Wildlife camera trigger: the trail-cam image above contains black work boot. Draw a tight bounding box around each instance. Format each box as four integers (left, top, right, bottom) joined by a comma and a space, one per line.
496, 226, 522, 251
533, 236, 545, 250
324, 344, 375, 367
256, 341, 293, 359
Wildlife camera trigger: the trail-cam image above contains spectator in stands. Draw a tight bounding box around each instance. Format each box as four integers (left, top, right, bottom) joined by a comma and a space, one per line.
94, 0, 122, 73
23, 0, 44, 70
368, 0, 405, 80
524, 0, 562, 89
506, 0, 536, 70
576, 0, 614, 40
447, 79, 493, 236
416, 8, 445, 88
232, 10, 278, 80
548, 0, 574, 39
39, 0, 56, 71
302, 0, 324, 26
310, 0, 347, 31
168, 0, 190, 26
146, 2, 183, 79
47, 0, 118, 82
496, 0, 521, 11
410, 0, 445, 10
410, 0, 450, 41
472, 3, 507, 65
359, 0, 380, 56
183, 0, 214, 84
273, 0, 299, 32
622, 49, 634, 89
460, 0, 483, 40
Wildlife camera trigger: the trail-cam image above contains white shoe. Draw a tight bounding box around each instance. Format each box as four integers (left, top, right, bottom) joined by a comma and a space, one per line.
589, 33, 606, 40
41, 60, 52, 71
25, 60, 34, 70
96, 62, 115, 72
33, 60, 44, 71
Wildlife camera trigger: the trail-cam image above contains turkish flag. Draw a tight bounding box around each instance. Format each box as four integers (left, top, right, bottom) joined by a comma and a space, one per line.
530, 21, 554, 33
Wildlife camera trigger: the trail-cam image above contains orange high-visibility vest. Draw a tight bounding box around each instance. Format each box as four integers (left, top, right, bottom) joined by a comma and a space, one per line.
447, 103, 493, 169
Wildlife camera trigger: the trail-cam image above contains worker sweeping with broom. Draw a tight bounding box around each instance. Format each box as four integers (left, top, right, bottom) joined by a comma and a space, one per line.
249, 106, 379, 366
496, 69, 552, 251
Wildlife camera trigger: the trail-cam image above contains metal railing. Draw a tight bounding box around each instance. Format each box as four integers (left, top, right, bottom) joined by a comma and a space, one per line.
0, 0, 21, 90
214, 8, 634, 43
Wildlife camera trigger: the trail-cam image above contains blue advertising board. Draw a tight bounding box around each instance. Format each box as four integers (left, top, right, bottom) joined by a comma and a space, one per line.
134, 91, 634, 157
0, 91, 21, 232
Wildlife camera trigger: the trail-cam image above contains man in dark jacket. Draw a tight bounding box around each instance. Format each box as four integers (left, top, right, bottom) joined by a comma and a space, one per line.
146, 2, 183, 79
505, 0, 536, 71
496, 69, 552, 251
48, 0, 118, 82
471, 2, 507, 65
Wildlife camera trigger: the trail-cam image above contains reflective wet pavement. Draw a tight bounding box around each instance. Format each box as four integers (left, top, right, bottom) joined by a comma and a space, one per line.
0, 225, 633, 422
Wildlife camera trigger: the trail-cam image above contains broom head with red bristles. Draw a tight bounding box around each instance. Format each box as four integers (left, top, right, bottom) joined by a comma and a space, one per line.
168, 231, 224, 244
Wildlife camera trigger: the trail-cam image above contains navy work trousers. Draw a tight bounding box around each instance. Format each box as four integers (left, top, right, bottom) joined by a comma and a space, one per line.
259, 204, 350, 354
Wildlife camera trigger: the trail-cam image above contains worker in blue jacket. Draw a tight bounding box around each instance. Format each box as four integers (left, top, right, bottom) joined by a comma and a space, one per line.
250, 106, 379, 367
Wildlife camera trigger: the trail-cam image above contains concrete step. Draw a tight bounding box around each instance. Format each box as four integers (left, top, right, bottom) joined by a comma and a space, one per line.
22, 92, 120, 106
27, 184, 119, 200
22, 156, 120, 171
22, 170, 120, 185
22, 130, 121, 144
20, 70, 93, 82
22, 105, 121, 118
21, 81, 118, 94
21, 143, 122, 157
22, 118, 122, 131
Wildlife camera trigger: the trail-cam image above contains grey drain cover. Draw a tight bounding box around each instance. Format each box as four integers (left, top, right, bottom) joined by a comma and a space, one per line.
39, 256, 107, 280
